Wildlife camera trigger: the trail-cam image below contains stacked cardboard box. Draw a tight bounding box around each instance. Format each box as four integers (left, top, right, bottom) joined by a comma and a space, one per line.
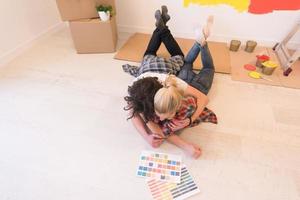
56, 0, 117, 53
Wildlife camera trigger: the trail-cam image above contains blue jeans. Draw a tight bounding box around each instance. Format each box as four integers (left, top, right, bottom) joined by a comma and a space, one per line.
177, 42, 215, 95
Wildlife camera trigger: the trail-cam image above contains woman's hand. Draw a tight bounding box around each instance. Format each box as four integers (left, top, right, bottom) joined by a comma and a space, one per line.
185, 143, 202, 159
146, 133, 165, 148
131, 113, 165, 148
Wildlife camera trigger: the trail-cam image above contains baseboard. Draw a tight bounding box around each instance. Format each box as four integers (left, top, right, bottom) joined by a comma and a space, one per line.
117, 24, 300, 50
0, 22, 67, 68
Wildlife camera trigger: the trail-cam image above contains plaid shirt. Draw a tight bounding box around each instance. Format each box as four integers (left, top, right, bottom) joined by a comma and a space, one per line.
122, 55, 184, 77
153, 96, 217, 136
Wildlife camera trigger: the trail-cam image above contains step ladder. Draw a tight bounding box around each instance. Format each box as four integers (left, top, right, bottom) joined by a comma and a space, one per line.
273, 22, 300, 76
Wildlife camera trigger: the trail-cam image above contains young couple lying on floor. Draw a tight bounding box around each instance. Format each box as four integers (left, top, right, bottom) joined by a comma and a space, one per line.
123, 6, 217, 159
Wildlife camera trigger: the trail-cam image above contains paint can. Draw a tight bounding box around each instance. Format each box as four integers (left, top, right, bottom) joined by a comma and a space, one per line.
256, 55, 270, 68
262, 61, 278, 75
245, 40, 257, 53
229, 40, 241, 51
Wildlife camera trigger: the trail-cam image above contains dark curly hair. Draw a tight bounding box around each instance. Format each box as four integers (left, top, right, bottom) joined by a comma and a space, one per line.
124, 77, 163, 122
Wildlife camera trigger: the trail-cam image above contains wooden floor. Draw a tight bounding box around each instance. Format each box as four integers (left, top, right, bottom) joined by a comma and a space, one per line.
0, 28, 299, 200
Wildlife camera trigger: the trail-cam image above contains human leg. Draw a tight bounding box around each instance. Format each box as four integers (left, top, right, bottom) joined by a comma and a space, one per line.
177, 63, 195, 83
195, 15, 214, 46
185, 42, 202, 64
177, 42, 201, 82
184, 16, 215, 95
156, 6, 184, 57
160, 28, 184, 57
177, 38, 204, 84
143, 27, 162, 56
143, 9, 166, 56
190, 43, 215, 95
144, 7, 183, 57
186, 15, 214, 64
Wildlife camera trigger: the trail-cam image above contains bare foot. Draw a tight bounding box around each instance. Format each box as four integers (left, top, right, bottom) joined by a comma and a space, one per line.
185, 143, 202, 159
203, 15, 214, 39
195, 15, 214, 46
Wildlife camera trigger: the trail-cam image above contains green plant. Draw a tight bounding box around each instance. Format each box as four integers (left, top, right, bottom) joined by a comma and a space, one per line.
96, 5, 114, 16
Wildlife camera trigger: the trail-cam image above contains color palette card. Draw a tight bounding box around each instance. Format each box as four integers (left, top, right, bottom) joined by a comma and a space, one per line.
147, 166, 200, 200
137, 151, 182, 183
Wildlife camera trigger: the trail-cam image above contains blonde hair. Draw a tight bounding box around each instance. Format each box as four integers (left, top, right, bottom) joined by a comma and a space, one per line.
154, 75, 184, 114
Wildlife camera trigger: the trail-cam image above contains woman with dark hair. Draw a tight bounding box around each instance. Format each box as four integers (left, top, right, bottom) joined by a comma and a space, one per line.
124, 77, 163, 123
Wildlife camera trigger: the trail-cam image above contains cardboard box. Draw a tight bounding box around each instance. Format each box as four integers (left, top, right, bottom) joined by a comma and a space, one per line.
69, 17, 118, 53
56, 0, 116, 21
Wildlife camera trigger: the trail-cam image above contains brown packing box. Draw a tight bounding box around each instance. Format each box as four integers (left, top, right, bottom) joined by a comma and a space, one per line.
69, 17, 118, 53
56, 0, 116, 21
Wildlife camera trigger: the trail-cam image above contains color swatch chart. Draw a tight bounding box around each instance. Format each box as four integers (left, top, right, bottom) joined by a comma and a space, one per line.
147, 166, 200, 200
137, 151, 182, 183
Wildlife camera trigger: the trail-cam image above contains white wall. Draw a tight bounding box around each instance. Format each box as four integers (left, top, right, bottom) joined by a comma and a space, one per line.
116, 0, 300, 47
0, 0, 61, 66
0, 0, 299, 65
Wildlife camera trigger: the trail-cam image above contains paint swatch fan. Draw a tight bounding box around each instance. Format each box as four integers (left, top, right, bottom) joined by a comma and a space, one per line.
147, 165, 200, 200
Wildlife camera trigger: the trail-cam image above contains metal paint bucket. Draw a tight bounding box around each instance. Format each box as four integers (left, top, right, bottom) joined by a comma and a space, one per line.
256, 55, 270, 68
262, 61, 278, 75
245, 40, 257, 53
229, 40, 241, 51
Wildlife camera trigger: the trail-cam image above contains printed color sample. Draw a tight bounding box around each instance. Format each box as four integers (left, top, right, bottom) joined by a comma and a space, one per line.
137, 151, 182, 183
183, 0, 300, 14
147, 166, 200, 200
